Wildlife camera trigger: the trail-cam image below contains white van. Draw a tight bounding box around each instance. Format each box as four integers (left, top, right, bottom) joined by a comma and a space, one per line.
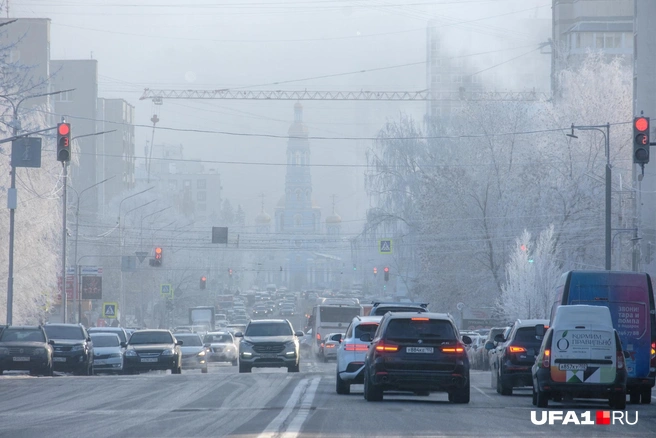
532, 305, 627, 409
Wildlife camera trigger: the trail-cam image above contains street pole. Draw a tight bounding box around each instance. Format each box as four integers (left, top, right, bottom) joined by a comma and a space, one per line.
61, 161, 68, 323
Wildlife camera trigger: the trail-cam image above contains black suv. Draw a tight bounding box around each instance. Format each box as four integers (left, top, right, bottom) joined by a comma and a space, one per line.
369, 302, 429, 316
43, 324, 94, 375
235, 319, 303, 373
124, 330, 183, 374
362, 312, 472, 403
0, 326, 54, 376
488, 319, 548, 395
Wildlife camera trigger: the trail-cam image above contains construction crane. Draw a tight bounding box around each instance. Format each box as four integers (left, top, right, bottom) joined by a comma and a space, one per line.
139, 88, 549, 104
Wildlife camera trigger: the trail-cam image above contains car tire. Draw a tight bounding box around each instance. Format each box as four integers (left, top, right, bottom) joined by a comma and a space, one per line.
231, 359, 238, 366
531, 387, 537, 406
450, 381, 470, 404
364, 370, 383, 402
499, 370, 512, 396
641, 388, 652, 404
536, 388, 549, 408
630, 390, 641, 404
610, 392, 626, 410
172, 365, 181, 374
336, 370, 350, 395
201, 367, 208, 374
288, 363, 300, 373
239, 363, 251, 373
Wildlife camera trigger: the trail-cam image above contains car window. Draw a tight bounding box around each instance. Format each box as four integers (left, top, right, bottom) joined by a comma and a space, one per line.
1, 329, 46, 343
90, 334, 120, 347
511, 327, 543, 346
129, 331, 174, 344
385, 319, 456, 341
245, 323, 292, 337
43, 325, 85, 340
89, 328, 126, 343
204, 334, 233, 343
175, 335, 203, 346
355, 323, 379, 339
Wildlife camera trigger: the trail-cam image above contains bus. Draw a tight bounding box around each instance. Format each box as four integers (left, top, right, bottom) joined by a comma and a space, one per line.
308, 303, 362, 358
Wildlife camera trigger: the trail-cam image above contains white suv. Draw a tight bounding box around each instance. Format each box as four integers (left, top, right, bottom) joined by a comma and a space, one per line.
335, 315, 383, 394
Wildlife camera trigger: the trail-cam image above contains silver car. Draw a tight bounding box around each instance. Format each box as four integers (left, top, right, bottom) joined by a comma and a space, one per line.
203, 332, 238, 365
89, 333, 124, 374
173, 333, 208, 373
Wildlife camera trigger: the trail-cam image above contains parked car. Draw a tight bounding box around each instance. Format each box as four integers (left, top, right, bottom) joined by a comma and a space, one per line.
0, 325, 54, 376
124, 330, 183, 375
203, 332, 238, 365
362, 312, 472, 403
90, 333, 125, 374
336, 316, 382, 395
174, 333, 208, 373
43, 323, 94, 375
235, 319, 303, 373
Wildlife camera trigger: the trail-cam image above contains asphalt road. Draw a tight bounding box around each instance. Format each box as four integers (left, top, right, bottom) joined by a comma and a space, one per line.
1, 357, 655, 438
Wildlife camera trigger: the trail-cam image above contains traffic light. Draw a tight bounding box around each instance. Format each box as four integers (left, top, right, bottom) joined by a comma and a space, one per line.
149, 247, 163, 266
56, 122, 71, 162
384, 267, 389, 281
373, 267, 378, 275
353, 263, 357, 271
200, 276, 207, 290
633, 116, 650, 165
228, 268, 233, 277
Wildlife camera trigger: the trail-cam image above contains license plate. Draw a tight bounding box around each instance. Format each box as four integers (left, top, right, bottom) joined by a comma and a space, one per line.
141, 358, 158, 363
259, 353, 278, 358
13, 357, 29, 362
53, 357, 66, 362
94, 360, 106, 365
558, 363, 587, 371
406, 347, 434, 354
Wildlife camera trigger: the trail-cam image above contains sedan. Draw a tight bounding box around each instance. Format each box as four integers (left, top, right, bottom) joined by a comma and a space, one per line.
203, 332, 238, 365
124, 330, 182, 375
174, 333, 208, 373
90, 333, 125, 374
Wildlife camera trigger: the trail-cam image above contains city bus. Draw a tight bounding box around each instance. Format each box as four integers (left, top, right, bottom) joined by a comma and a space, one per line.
308, 303, 363, 358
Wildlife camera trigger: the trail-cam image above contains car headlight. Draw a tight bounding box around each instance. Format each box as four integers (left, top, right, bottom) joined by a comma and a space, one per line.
110, 353, 123, 358
0, 347, 9, 355
125, 350, 138, 357
241, 351, 252, 358
197, 350, 206, 357
71, 345, 84, 352
161, 349, 175, 356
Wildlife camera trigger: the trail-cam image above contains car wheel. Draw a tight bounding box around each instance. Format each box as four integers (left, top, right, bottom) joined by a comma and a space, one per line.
609, 392, 626, 410
630, 390, 641, 404
641, 388, 652, 404
364, 369, 383, 402
531, 387, 537, 406
201, 367, 208, 374
288, 363, 300, 373
171, 366, 181, 374
450, 380, 470, 404
336, 370, 350, 395
231, 359, 238, 366
499, 370, 512, 396
239, 363, 251, 373
536, 388, 549, 408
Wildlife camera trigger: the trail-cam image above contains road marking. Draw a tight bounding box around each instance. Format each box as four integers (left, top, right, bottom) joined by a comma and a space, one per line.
472, 385, 493, 399
282, 377, 320, 438
257, 378, 309, 438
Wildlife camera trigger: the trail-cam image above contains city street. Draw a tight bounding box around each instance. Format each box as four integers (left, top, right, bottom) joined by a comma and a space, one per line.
0, 359, 654, 437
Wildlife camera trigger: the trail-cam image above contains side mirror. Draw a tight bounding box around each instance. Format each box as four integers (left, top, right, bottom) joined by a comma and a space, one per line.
87, 337, 92, 342
360, 333, 372, 342
204, 343, 211, 348
484, 341, 495, 351
176, 340, 184, 346
461, 335, 472, 345
120, 342, 127, 348
493, 334, 505, 343
48, 340, 55, 346
294, 331, 304, 337
234, 332, 244, 338
535, 324, 545, 337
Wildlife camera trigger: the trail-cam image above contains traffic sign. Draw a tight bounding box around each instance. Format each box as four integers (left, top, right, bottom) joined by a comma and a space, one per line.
160, 284, 173, 297
456, 302, 465, 311
102, 302, 118, 319
135, 251, 148, 263
379, 239, 393, 254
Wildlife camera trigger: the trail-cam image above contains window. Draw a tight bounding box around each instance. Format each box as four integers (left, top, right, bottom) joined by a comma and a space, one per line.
55, 90, 74, 102
625, 33, 634, 49
295, 189, 301, 200
452, 74, 463, 83
385, 319, 456, 341
197, 179, 206, 189
184, 180, 191, 188
197, 191, 206, 202
294, 214, 302, 228
355, 323, 380, 339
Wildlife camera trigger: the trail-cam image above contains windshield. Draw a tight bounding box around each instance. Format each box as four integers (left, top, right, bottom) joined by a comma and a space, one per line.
129, 331, 174, 345
513, 327, 544, 347
319, 306, 361, 323
355, 323, 379, 339
245, 323, 292, 337
90, 334, 120, 347
43, 325, 85, 340
204, 334, 233, 343
386, 319, 456, 341
89, 328, 126, 343
174, 335, 203, 346
1, 329, 46, 343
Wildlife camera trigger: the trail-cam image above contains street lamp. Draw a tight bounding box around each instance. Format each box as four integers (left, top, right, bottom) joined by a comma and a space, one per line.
2, 88, 74, 325
567, 123, 611, 270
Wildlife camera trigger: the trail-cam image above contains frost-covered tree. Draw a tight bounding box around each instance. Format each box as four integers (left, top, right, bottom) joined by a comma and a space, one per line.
235, 204, 245, 227
221, 199, 234, 226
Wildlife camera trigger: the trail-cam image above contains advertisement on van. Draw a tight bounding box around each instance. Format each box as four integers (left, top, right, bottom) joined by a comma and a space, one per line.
551, 329, 616, 384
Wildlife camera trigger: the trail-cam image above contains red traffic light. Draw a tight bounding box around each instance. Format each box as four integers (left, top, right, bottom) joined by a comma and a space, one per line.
58, 123, 70, 136
384, 267, 389, 273
635, 117, 649, 132
201, 276, 206, 281
373, 267, 378, 274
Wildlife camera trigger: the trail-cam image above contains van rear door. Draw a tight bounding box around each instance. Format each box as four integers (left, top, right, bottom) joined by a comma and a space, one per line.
551, 328, 616, 384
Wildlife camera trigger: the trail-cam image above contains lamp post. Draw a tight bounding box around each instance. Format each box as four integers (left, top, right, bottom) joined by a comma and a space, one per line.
1, 88, 74, 325
567, 123, 611, 270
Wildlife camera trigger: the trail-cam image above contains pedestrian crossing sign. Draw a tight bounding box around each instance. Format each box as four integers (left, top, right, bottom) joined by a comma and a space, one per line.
102, 302, 118, 319
161, 284, 173, 297
379, 239, 392, 254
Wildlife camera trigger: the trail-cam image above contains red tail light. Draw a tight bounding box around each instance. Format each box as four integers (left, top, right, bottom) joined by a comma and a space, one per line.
442, 343, 466, 354
375, 341, 399, 352
344, 344, 369, 352
508, 346, 526, 353
316, 333, 321, 340
651, 342, 655, 358
325, 344, 335, 349
542, 349, 550, 368
616, 350, 625, 370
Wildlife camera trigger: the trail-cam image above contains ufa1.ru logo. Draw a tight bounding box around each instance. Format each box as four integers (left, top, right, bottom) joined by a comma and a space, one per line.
530, 410, 638, 425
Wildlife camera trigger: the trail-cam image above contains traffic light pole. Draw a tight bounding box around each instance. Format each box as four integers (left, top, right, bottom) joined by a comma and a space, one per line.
61, 160, 68, 323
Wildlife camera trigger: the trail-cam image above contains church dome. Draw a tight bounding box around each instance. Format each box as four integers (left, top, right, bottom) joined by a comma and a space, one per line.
255, 210, 271, 224
326, 213, 342, 224
288, 102, 308, 137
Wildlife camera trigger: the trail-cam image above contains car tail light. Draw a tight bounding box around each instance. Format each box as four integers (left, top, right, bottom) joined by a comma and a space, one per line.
325, 344, 335, 349
508, 346, 526, 353
316, 333, 321, 340
651, 342, 655, 358
617, 350, 625, 370
375, 341, 399, 352
411, 317, 429, 321
344, 343, 369, 351
441, 343, 465, 354
542, 349, 550, 368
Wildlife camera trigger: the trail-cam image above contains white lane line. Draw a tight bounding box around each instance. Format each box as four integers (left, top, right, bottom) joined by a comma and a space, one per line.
282, 377, 320, 438
257, 378, 310, 438
472, 385, 493, 400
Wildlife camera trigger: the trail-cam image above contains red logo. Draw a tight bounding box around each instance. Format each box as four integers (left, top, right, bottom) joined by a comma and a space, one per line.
596, 411, 611, 425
